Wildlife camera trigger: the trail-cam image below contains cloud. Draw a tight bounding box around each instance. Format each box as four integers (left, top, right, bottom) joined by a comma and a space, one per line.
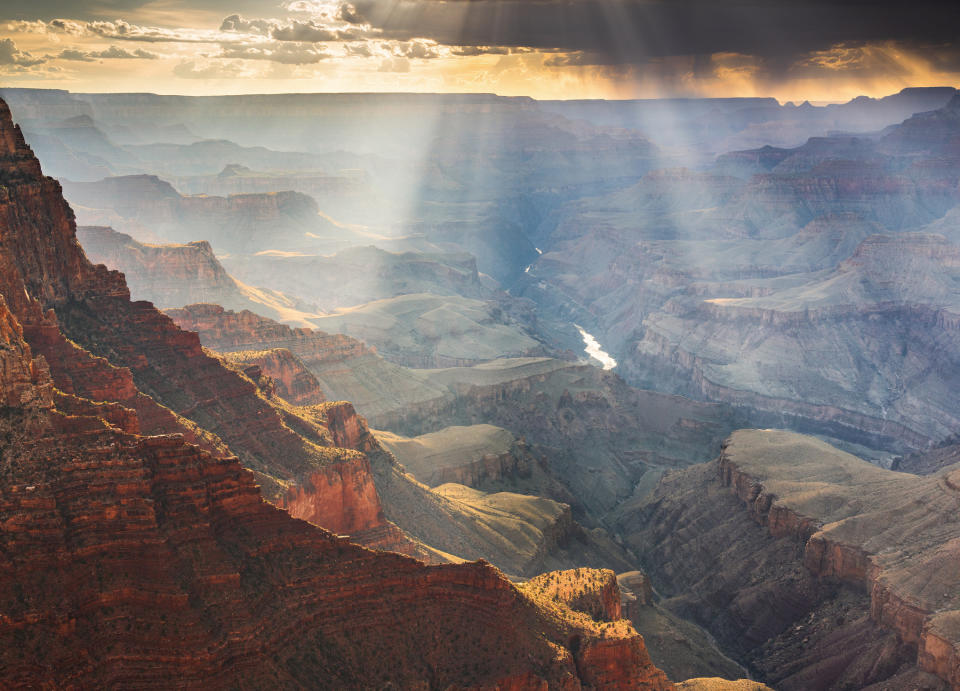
53, 45, 159, 60
173, 58, 247, 78
345, 0, 960, 65
393, 40, 439, 60
450, 45, 509, 57
14, 17, 252, 44
219, 42, 329, 64
344, 41, 371, 57
270, 18, 369, 42
219, 14, 274, 35
0, 38, 45, 66
53, 48, 95, 61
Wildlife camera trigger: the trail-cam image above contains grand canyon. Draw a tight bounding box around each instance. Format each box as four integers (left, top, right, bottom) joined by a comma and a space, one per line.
2, 0, 960, 688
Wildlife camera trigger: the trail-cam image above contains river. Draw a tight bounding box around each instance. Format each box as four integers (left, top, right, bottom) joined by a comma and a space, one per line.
574, 325, 617, 370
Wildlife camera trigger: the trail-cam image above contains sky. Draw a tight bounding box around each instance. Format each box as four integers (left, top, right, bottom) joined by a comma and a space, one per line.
1, 0, 958, 101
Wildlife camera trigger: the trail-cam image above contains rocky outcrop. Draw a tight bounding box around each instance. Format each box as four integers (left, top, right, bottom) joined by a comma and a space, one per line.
523, 568, 624, 622
281, 449, 385, 534
376, 424, 539, 487
77, 226, 235, 302
714, 430, 960, 688
222, 348, 326, 405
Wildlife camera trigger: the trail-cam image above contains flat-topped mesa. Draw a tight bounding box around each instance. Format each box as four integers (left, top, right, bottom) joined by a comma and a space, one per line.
375, 424, 536, 488
716, 429, 960, 688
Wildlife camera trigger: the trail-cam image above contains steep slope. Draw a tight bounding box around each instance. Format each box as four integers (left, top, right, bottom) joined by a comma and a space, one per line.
0, 302, 665, 688
0, 97, 429, 557
0, 94, 676, 689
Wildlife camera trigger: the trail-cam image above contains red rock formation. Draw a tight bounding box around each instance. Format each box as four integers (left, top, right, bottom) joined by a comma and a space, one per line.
281, 449, 384, 534
0, 96, 403, 552
521, 569, 673, 690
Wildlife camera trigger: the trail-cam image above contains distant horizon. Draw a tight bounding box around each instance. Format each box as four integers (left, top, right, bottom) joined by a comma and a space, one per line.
4, 83, 956, 107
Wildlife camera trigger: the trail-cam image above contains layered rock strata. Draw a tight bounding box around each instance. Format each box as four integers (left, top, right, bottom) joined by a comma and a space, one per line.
627, 429, 960, 689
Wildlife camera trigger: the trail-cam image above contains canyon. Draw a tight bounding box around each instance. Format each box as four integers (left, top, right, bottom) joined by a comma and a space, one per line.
0, 93, 692, 689
3, 79, 960, 690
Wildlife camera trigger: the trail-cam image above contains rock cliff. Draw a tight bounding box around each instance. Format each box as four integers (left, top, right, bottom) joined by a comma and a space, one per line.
76, 225, 317, 325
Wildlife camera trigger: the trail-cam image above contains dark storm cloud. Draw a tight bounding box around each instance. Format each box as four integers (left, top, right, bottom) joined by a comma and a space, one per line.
345, 0, 960, 64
